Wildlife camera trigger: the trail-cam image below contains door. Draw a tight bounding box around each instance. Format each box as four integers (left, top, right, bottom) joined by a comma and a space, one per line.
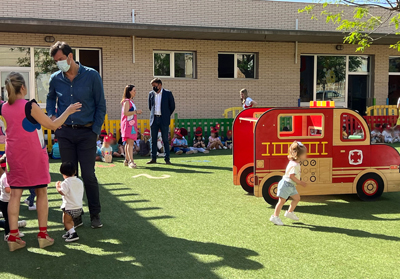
348, 75, 368, 116
0, 67, 32, 102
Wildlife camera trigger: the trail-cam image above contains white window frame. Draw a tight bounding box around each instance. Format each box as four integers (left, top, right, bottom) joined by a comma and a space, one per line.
300, 54, 370, 108
218, 52, 257, 79
0, 45, 102, 108
153, 51, 195, 79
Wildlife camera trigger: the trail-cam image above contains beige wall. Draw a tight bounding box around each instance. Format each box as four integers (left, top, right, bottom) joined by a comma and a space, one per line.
0, 32, 398, 120
0, 0, 387, 32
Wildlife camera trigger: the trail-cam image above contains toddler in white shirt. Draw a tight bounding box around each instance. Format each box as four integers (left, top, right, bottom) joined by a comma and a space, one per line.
56, 162, 84, 243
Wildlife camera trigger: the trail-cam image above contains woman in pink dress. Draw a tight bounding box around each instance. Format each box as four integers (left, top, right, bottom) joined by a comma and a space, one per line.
121, 85, 142, 168
3, 72, 81, 251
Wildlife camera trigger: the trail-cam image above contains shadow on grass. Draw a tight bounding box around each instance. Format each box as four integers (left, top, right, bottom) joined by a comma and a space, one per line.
288, 222, 400, 242
291, 194, 400, 221
144, 166, 212, 174
2, 168, 263, 278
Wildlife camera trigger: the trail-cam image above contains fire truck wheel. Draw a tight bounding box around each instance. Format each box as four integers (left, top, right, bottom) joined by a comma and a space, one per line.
240, 167, 254, 193
356, 173, 384, 201
262, 176, 281, 206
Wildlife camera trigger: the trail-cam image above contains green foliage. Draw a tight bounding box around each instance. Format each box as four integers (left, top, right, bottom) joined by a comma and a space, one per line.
299, 1, 400, 52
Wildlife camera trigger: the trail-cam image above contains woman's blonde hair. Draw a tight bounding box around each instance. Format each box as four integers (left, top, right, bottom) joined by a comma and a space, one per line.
240, 88, 248, 104
288, 141, 307, 161
5, 72, 25, 105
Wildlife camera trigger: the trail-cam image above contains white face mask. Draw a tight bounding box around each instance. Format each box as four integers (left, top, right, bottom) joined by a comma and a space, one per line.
56, 58, 71, 72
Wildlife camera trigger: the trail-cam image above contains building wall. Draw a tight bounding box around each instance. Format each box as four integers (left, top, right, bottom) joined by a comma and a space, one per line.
0, 32, 398, 120
0, 0, 386, 32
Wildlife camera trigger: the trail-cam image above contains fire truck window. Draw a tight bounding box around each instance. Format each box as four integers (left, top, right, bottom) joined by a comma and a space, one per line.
279, 114, 324, 138
341, 114, 365, 140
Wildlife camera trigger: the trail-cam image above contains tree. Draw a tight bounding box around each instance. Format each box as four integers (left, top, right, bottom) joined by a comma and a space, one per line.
299, 0, 400, 51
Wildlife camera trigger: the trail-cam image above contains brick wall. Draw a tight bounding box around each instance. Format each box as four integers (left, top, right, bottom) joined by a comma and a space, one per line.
0, 0, 390, 33
0, 32, 398, 120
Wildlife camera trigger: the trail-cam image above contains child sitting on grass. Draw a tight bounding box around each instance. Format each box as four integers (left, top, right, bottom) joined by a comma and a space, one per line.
101, 136, 113, 163
173, 128, 194, 155
207, 127, 226, 150
139, 129, 151, 157
109, 134, 123, 158
393, 126, 400, 143
371, 124, 383, 143
382, 124, 393, 143
56, 162, 84, 243
270, 141, 307, 226
192, 129, 209, 153
224, 130, 233, 149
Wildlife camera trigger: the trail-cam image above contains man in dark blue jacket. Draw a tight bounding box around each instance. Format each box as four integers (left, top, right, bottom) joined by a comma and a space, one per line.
147, 78, 175, 164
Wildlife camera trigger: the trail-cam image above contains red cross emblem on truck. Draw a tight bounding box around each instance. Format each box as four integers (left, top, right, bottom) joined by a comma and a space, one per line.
349, 150, 363, 165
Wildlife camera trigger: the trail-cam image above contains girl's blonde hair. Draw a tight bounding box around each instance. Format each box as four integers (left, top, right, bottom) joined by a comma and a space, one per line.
5, 72, 25, 105
288, 141, 307, 161
240, 88, 248, 104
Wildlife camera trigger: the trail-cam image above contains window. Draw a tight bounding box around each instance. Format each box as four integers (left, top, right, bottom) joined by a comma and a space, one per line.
153, 51, 195, 78
389, 57, 400, 105
0, 45, 101, 107
341, 113, 365, 140
278, 114, 324, 139
218, 53, 256, 79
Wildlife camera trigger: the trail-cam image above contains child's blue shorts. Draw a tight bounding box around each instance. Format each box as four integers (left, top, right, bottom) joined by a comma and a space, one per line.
277, 179, 298, 199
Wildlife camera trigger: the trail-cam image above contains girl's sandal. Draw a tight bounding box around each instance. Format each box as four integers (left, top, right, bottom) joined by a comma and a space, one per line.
38, 232, 54, 249
8, 234, 26, 252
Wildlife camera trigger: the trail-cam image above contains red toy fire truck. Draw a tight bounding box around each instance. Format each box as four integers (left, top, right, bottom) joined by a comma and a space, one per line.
233, 102, 400, 205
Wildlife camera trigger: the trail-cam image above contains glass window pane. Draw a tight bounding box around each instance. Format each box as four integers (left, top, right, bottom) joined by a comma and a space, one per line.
388, 75, 400, 105
174, 53, 193, 78
79, 50, 100, 73
349, 56, 369, 72
389, 57, 400, 73
0, 47, 31, 67
1, 71, 30, 101
34, 48, 58, 104
154, 53, 171, 77
300, 56, 314, 102
316, 56, 346, 103
237, 54, 255, 78
218, 54, 234, 78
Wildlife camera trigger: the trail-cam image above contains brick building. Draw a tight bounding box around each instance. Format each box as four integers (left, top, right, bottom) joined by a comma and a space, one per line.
0, 0, 400, 119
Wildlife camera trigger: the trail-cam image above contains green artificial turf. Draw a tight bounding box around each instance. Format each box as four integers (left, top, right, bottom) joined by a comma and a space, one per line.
1, 150, 400, 278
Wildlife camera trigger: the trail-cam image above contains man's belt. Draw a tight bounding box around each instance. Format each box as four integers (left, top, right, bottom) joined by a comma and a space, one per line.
155, 115, 162, 117
63, 123, 93, 129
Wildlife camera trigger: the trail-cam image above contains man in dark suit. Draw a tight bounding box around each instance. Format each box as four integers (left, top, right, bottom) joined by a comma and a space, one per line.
147, 78, 175, 165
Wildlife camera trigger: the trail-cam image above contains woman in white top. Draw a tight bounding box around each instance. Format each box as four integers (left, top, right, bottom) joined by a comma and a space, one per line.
240, 88, 257, 109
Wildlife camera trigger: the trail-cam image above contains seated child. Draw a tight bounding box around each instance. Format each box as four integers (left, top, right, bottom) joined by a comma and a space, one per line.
191, 129, 209, 153
24, 189, 36, 211
0, 157, 26, 241
109, 134, 123, 157
97, 130, 107, 148
157, 130, 165, 154
207, 128, 226, 150
382, 124, 393, 143
342, 125, 348, 139
352, 125, 364, 139
101, 136, 113, 163
51, 139, 61, 159
173, 128, 194, 155
224, 130, 233, 149
139, 129, 151, 157
56, 162, 84, 242
371, 124, 383, 143
394, 126, 400, 143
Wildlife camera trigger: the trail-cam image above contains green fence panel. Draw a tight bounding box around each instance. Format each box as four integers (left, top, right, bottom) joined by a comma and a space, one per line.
174, 116, 233, 146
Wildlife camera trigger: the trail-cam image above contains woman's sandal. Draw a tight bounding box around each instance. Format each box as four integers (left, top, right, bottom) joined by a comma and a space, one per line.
124, 160, 129, 166
128, 162, 137, 169
8, 234, 26, 252
37, 232, 54, 249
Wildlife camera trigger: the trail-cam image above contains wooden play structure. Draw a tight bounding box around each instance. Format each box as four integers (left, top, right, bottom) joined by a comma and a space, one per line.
233, 101, 400, 205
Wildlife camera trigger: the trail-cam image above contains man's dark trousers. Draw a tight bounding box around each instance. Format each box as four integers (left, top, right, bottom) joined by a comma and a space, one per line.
150, 116, 170, 162
56, 126, 100, 215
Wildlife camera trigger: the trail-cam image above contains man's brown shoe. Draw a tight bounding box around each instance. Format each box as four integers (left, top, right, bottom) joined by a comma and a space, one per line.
165, 161, 172, 165
147, 160, 157, 164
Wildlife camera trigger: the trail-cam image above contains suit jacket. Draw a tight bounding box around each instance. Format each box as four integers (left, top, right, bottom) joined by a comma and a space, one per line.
148, 88, 175, 126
